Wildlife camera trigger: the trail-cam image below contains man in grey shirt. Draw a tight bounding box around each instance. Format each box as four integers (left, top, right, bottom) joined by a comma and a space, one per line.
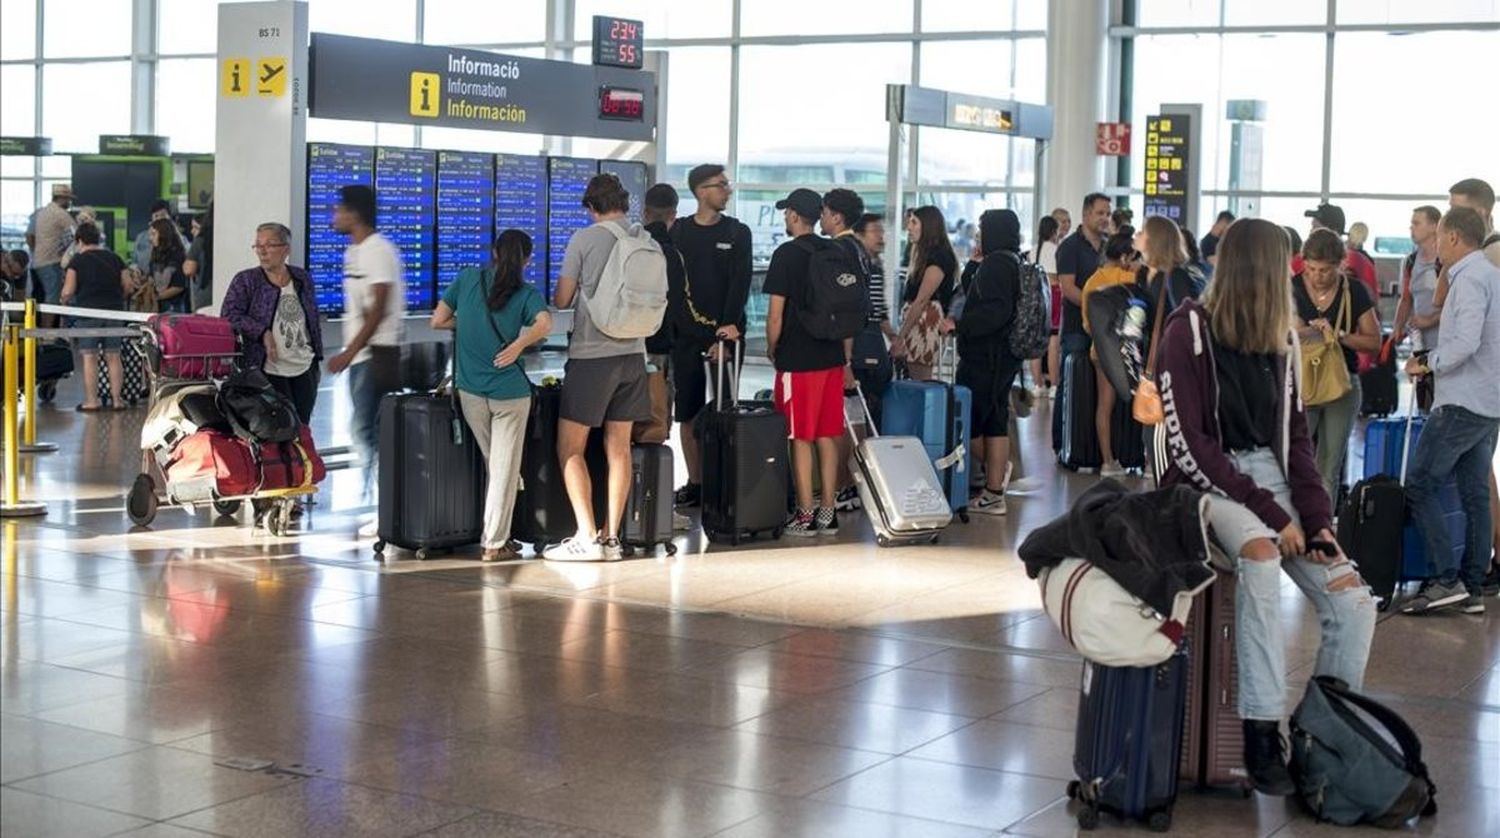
547, 173, 656, 563
1400, 206, 1500, 615
1394, 205, 1443, 352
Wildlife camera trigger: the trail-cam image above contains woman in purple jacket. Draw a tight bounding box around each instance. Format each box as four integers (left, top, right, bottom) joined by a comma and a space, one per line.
221, 222, 324, 423
1156, 218, 1375, 798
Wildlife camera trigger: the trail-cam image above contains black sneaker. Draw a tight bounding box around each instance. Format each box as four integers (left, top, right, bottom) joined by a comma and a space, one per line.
834, 485, 861, 512
1242, 720, 1296, 797
1483, 565, 1500, 598
815, 507, 838, 535
674, 483, 702, 508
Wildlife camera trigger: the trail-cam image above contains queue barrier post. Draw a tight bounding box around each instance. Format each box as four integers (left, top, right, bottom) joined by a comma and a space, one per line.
19, 298, 57, 454
1, 320, 47, 517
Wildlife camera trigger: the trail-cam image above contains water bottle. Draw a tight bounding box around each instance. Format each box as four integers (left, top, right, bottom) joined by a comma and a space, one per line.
1122, 299, 1148, 341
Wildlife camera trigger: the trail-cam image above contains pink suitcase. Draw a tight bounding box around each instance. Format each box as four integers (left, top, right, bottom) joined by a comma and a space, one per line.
149, 314, 238, 378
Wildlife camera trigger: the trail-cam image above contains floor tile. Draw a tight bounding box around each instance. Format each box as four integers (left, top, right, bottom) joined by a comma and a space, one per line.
822, 667, 1050, 719
0, 787, 151, 837
500, 768, 781, 838
905, 719, 1075, 779
580, 671, 800, 727
906, 648, 1083, 690
1, 713, 150, 783
169, 776, 476, 837
712, 797, 996, 838
412, 811, 625, 837
649, 729, 891, 796
808, 755, 1064, 830
734, 695, 976, 754
681, 647, 895, 695
988, 688, 1080, 732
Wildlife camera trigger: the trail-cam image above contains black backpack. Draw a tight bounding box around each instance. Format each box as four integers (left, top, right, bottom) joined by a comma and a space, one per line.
794, 237, 868, 341
217, 368, 300, 445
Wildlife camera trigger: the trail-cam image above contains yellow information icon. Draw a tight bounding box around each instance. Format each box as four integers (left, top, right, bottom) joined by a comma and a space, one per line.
221, 58, 250, 97
409, 72, 441, 118
257, 57, 287, 97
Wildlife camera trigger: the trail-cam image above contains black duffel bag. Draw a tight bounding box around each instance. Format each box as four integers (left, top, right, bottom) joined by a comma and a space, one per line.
217, 368, 300, 445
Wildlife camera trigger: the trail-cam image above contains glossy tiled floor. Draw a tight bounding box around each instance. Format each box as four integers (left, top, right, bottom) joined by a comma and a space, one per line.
2, 372, 1497, 837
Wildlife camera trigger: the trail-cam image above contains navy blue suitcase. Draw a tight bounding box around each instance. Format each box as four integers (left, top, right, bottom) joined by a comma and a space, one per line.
1056, 352, 1102, 471
1069, 650, 1187, 832
882, 379, 973, 521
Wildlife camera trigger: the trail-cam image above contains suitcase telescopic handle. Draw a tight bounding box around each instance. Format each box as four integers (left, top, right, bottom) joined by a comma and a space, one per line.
1399, 377, 1420, 484
706, 339, 740, 412
849, 382, 879, 441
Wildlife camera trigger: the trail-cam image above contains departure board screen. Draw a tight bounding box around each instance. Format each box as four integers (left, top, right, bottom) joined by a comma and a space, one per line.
375, 147, 437, 310
598, 159, 648, 224
435, 150, 495, 299
546, 156, 598, 297
494, 153, 549, 296
306, 143, 374, 313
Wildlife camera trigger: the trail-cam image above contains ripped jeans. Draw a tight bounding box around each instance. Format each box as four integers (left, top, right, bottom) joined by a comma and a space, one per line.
1202, 448, 1377, 721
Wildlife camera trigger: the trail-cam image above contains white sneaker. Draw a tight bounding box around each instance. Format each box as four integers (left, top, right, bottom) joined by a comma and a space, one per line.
1099, 461, 1127, 478
358, 518, 380, 539
971, 489, 1008, 516
1046, 386, 1057, 399
543, 536, 605, 562
672, 511, 693, 532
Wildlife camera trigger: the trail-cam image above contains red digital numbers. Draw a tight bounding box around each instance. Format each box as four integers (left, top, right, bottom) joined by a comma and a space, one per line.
599, 86, 644, 121
610, 20, 638, 40
618, 44, 637, 65
594, 16, 643, 69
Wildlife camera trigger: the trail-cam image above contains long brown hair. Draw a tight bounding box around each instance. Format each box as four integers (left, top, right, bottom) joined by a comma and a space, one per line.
1141, 215, 1188, 272
1203, 218, 1293, 355
908, 205, 956, 285
487, 229, 532, 312
149, 218, 186, 266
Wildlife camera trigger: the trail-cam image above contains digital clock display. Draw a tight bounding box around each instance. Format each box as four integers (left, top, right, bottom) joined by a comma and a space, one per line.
592, 15, 643, 69
598, 85, 645, 122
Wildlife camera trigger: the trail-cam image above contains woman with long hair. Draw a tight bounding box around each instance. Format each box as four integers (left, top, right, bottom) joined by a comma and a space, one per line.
147, 216, 189, 313
431, 229, 554, 561
1030, 214, 1063, 397
1133, 215, 1203, 315
1157, 217, 1375, 798
898, 205, 960, 380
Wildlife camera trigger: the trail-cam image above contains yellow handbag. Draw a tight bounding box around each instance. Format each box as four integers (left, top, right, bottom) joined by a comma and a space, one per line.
1299, 280, 1353, 407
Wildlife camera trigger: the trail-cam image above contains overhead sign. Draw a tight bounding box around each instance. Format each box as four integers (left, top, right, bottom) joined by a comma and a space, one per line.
1096, 122, 1131, 156
1143, 114, 1191, 223
309, 34, 656, 142
592, 15, 644, 69
0, 137, 52, 156
98, 135, 171, 156
888, 85, 1052, 140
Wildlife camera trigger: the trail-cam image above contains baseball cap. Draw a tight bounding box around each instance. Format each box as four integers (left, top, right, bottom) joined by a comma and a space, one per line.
1304, 203, 1346, 235
775, 188, 822, 221
52, 183, 73, 198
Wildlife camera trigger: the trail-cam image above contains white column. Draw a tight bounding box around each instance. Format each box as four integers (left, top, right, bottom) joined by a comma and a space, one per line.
211, 1, 309, 312
1044, 0, 1108, 214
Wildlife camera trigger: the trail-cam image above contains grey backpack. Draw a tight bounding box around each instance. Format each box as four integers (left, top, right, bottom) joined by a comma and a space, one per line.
1289, 676, 1437, 828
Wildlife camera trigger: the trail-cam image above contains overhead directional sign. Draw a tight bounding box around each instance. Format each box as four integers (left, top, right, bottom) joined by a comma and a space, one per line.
1143, 113, 1191, 223
309, 34, 656, 141
887, 85, 1052, 140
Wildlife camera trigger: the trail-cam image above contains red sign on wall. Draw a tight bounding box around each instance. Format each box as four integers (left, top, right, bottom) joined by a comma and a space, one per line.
1096, 122, 1132, 156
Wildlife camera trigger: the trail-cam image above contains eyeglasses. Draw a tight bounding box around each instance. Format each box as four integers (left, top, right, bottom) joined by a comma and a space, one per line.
251, 243, 289, 251
702, 181, 732, 191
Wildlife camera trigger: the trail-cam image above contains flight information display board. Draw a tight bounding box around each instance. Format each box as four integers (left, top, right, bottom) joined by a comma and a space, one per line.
494, 153, 549, 296
435, 150, 495, 299
306, 143, 374, 313
546, 156, 598, 296
375, 147, 438, 310
598, 159, 648, 224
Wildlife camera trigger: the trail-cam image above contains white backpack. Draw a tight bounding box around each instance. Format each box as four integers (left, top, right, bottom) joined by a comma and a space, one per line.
585, 222, 669, 339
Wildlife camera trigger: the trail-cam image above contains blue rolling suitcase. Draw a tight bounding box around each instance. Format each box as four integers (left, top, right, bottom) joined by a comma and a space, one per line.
882, 377, 973, 522
1363, 406, 1464, 583
1068, 650, 1187, 832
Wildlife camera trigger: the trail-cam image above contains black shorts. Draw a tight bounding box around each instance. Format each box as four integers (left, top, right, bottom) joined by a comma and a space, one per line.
671, 339, 744, 423
957, 356, 1022, 438
560, 355, 652, 427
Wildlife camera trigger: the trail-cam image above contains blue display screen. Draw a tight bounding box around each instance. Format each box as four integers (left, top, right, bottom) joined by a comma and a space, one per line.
375, 147, 437, 310
494, 153, 549, 297
547, 156, 598, 297
597, 159, 648, 224
436, 150, 495, 300
306, 143, 374, 314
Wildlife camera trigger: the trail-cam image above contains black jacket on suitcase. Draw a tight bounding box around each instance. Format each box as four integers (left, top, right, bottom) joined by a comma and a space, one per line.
376, 391, 485, 555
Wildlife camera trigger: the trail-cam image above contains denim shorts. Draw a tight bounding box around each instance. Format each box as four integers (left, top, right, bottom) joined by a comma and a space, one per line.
71, 316, 122, 352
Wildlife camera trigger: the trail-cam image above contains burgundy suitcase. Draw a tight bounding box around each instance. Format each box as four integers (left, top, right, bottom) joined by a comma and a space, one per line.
1180, 571, 1252, 793
149, 313, 237, 378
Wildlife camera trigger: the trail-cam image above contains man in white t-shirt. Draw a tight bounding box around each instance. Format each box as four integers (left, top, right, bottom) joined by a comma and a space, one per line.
327, 185, 406, 501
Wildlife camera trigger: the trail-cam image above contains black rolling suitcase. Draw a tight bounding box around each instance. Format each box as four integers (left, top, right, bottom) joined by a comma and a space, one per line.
374, 389, 486, 559
1359, 336, 1398, 418
1112, 400, 1146, 472
512, 381, 578, 554
1069, 650, 1188, 832
700, 342, 789, 544
595, 443, 676, 557
1055, 351, 1101, 471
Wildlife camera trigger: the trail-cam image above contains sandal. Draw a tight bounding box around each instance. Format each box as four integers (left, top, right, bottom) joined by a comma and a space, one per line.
75, 404, 103, 412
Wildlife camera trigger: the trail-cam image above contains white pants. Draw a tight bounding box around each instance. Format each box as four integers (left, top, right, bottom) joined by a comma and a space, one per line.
458, 391, 531, 549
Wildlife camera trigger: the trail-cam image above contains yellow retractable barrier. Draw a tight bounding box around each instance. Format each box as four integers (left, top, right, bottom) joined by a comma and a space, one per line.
2, 318, 46, 517
19, 299, 57, 454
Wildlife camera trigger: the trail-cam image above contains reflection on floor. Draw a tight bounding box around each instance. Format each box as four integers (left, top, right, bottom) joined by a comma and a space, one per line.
2, 373, 1497, 837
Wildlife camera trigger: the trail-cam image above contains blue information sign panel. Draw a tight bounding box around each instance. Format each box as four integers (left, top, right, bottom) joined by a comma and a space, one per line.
494, 153, 549, 296
375, 147, 438, 310
436, 150, 495, 299
306, 142, 374, 314
546, 156, 597, 297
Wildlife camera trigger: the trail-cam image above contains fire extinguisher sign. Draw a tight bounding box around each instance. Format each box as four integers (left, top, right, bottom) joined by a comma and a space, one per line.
1096, 122, 1131, 156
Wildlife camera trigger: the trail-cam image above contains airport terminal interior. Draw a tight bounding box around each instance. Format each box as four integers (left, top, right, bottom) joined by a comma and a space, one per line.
1, 2, 1498, 837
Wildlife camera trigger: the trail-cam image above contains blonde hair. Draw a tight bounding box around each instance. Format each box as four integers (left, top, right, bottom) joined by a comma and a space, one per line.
1142, 215, 1189, 271
1346, 221, 1369, 250
1203, 218, 1294, 355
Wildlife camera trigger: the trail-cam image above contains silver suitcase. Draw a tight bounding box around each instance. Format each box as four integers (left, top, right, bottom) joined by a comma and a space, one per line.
849, 388, 953, 546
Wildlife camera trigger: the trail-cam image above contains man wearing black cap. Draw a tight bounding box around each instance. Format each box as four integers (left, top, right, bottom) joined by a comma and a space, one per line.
670, 163, 753, 508
766, 188, 850, 537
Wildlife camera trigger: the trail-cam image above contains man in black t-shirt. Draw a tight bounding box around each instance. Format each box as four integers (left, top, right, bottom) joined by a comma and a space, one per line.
1201, 210, 1235, 267
766, 189, 849, 537
1056, 192, 1112, 357
670, 163, 753, 508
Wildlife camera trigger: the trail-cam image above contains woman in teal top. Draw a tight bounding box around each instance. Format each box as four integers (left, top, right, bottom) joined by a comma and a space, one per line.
431, 230, 553, 561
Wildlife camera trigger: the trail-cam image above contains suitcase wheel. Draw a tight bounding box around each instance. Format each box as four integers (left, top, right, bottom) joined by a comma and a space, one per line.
1147, 810, 1172, 832
127, 473, 158, 527
1076, 803, 1100, 831
876, 535, 892, 548
373, 540, 386, 558
213, 499, 242, 517
957, 510, 970, 524
415, 549, 430, 560
39, 380, 56, 403
1066, 780, 1079, 800
665, 542, 677, 556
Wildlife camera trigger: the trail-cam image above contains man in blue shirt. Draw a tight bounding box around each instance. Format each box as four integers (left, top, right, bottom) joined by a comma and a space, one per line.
1400, 206, 1500, 615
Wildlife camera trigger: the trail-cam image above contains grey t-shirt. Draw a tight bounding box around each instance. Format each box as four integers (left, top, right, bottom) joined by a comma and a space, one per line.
560, 218, 645, 359
1408, 252, 1441, 351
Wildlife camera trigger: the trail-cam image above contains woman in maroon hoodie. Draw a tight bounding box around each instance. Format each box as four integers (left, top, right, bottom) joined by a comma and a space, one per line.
1156, 217, 1376, 797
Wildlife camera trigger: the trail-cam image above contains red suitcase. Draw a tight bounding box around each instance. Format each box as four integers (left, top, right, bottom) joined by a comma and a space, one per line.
149, 313, 237, 378
1180, 571, 1253, 793
258, 426, 326, 491
165, 429, 258, 501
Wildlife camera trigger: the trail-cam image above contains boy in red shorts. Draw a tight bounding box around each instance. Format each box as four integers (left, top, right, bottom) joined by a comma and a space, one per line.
765, 189, 854, 536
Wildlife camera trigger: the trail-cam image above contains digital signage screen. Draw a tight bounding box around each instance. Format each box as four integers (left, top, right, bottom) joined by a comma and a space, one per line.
546, 156, 598, 297
375, 147, 438, 310
435, 150, 495, 299
306, 142, 375, 313
494, 153, 549, 296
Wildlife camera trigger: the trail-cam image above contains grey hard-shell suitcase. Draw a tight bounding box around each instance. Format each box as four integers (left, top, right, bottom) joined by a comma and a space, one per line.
848, 386, 953, 546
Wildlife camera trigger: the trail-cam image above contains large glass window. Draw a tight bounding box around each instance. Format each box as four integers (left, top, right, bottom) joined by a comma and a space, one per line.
155, 59, 216, 154
307, 0, 416, 42
159, 0, 224, 55
1, 181, 37, 250
41, 61, 132, 154
741, 0, 912, 36
1223, 0, 1326, 26
1217, 34, 1325, 193
1, 0, 36, 60
425, 0, 546, 46
0, 66, 36, 137
922, 0, 1014, 32
1329, 32, 1500, 195
1338, 0, 1500, 23
658, 47, 730, 185
1136, 0, 1219, 27
572, 0, 732, 41
42, 0, 130, 57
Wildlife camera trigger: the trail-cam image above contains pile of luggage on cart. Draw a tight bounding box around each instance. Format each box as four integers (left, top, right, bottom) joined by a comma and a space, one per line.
125, 313, 325, 534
